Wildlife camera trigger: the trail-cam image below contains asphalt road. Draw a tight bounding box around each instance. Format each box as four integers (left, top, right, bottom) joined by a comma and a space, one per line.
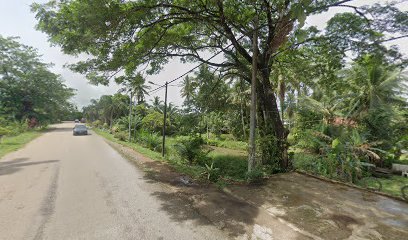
0, 123, 229, 240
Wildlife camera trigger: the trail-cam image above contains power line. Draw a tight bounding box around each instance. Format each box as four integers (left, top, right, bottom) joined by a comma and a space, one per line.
147, 34, 247, 94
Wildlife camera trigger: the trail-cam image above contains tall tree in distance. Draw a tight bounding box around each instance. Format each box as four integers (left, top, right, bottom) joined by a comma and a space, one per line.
0, 35, 75, 124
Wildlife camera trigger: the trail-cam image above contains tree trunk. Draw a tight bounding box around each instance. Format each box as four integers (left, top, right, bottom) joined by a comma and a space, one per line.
240, 104, 247, 140
133, 105, 137, 141
248, 15, 258, 172
128, 92, 133, 142
110, 110, 114, 129
206, 121, 209, 139
240, 77, 247, 140
256, 70, 290, 170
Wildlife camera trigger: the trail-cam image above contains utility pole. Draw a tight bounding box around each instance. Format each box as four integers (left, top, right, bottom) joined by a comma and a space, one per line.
248, 15, 258, 172
162, 82, 168, 157
128, 91, 133, 142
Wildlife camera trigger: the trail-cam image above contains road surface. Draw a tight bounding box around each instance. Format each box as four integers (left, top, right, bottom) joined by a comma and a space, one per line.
0, 123, 228, 240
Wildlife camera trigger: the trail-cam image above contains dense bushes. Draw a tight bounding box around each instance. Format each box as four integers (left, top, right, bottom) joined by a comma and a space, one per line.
0, 117, 30, 137
138, 131, 162, 152
173, 136, 209, 164
113, 131, 128, 141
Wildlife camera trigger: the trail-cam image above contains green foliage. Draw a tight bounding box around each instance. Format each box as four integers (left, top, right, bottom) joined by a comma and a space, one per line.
137, 131, 162, 153
257, 133, 282, 172
92, 120, 103, 128
0, 35, 75, 124
245, 167, 264, 184
0, 117, 30, 137
33, 0, 408, 173
141, 111, 167, 133
173, 136, 209, 165
202, 162, 220, 182
208, 153, 248, 181
113, 131, 128, 142
0, 130, 44, 158
357, 176, 408, 198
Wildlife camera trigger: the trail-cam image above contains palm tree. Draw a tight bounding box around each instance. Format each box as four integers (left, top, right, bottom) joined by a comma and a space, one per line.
344, 58, 407, 119
181, 75, 196, 110
118, 72, 150, 141
166, 103, 179, 123
151, 96, 163, 112
229, 78, 250, 139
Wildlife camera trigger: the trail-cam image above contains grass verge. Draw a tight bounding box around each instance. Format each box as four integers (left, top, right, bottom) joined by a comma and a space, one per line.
293, 151, 408, 199
0, 130, 44, 158
94, 128, 249, 183
93, 128, 164, 161
94, 128, 206, 180
357, 176, 408, 198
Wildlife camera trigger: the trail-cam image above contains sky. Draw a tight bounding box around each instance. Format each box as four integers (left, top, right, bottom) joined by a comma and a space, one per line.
0, 0, 406, 109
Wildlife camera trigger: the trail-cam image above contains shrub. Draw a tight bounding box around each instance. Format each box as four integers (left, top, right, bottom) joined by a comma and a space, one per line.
173, 136, 209, 164
92, 120, 102, 128
257, 133, 282, 172
246, 167, 264, 184
209, 154, 247, 180
202, 162, 220, 182
113, 131, 128, 141
137, 131, 162, 152
206, 138, 220, 147
142, 111, 169, 133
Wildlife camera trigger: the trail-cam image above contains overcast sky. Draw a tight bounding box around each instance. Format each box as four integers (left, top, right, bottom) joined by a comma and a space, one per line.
0, 0, 406, 109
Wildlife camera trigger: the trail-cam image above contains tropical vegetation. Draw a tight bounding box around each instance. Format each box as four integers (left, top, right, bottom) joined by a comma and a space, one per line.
31, 1, 408, 189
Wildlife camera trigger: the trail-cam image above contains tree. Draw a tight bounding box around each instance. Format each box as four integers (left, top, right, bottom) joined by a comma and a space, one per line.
33, 0, 407, 170
343, 56, 407, 119
341, 56, 408, 149
151, 96, 163, 112
181, 75, 196, 111
0, 35, 75, 124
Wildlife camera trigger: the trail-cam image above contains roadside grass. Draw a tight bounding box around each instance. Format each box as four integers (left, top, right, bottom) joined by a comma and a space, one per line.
393, 153, 408, 164
205, 137, 247, 151
357, 176, 408, 198
0, 130, 44, 158
93, 128, 164, 161
94, 128, 408, 198
95, 128, 206, 179
94, 128, 249, 182
208, 151, 247, 182
293, 150, 408, 199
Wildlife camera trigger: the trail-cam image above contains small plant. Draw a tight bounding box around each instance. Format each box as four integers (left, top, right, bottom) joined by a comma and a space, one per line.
92, 120, 102, 128
138, 131, 162, 152
0, 127, 11, 144
173, 136, 210, 164
113, 131, 128, 141
245, 167, 264, 184
102, 122, 109, 130
202, 162, 220, 182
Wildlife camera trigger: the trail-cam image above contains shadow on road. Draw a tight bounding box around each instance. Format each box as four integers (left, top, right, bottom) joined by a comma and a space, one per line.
139, 160, 258, 238
0, 158, 59, 176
